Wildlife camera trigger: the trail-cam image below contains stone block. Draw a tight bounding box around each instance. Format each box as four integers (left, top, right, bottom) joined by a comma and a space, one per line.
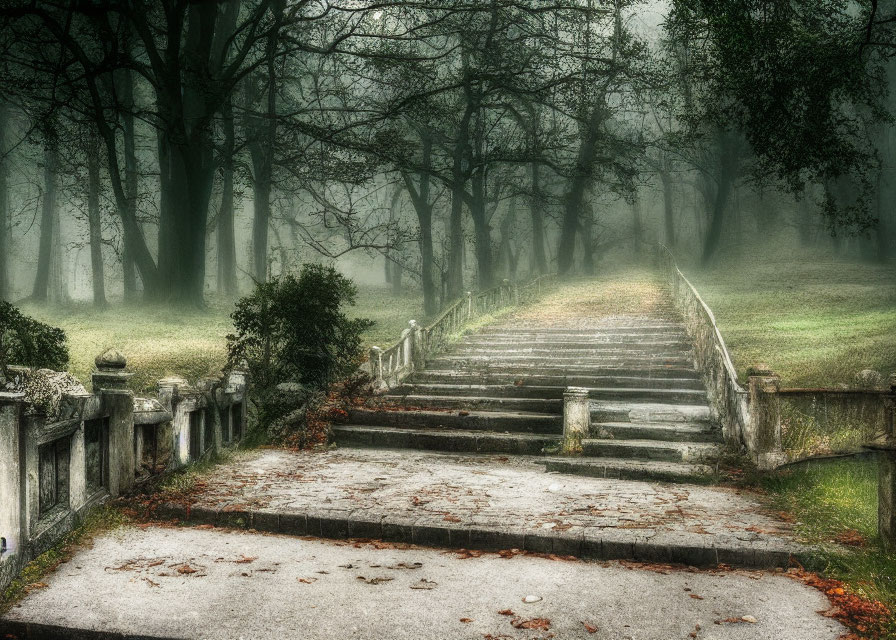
552, 529, 584, 556
278, 513, 308, 536
318, 513, 351, 539
412, 521, 452, 547
252, 511, 280, 533
381, 517, 414, 543
348, 515, 383, 540
523, 530, 554, 554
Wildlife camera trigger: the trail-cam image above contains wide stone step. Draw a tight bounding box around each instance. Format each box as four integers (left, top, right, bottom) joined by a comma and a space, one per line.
475, 325, 686, 336
407, 371, 704, 387
590, 401, 713, 424
461, 332, 691, 343
457, 339, 693, 351
380, 394, 562, 414
391, 384, 708, 405
445, 346, 694, 358
333, 425, 558, 455
427, 354, 695, 369
592, 421, 722, 443
581, 438, 721, 462
539, 457, 715, 483
347, 407, 563, 434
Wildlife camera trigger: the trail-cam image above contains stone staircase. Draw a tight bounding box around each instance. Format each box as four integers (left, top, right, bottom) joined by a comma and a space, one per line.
335, 306, 724, 483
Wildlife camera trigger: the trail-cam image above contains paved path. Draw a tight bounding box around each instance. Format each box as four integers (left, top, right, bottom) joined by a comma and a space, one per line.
158, 448, 807, 568
0, 526, 844, 640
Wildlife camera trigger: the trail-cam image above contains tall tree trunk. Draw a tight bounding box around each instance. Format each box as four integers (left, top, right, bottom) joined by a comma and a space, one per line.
558, 109, 602, 275
529, 161, 547, 274
580, 203, 595, 275
402, 131, 437, 315
700, 131, 740, 265
659, 167, 675, 249
631, 196, 643, 255
86, 134, 107, 307
0, 103, 9, 301
32, 143, 58, 302
217, 100, 238, 297
468, 171, 494, 289
116, 66, 140, 300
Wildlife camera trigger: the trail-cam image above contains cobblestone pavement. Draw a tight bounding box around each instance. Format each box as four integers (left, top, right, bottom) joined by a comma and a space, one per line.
170, 448, 805, 566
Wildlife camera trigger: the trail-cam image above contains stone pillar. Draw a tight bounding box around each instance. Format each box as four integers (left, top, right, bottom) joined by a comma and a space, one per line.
878, 374, 896, 550
401, 327, 412, 371
157, 376, 185, 468
747, 365, 786, 470
369, 346, 387, 392
0, 393, 25, 568
465, 291, 473, 319
92, 349, 135, 496
562, 387, 590, 455
409, 320, 425, 371
69, 423, 87, 512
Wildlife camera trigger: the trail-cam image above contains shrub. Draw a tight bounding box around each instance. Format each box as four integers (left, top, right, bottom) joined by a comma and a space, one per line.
0, 301, 69, 381
226, 264, 373, 439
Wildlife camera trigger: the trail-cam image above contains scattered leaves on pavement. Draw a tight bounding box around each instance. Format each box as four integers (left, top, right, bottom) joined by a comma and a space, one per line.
510, 617, 551, 631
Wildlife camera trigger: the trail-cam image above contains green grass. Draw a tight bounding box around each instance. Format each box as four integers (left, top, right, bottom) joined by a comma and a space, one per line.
760, 458, 896, 633
686, 246, 896, 387
19, 285, 427, 394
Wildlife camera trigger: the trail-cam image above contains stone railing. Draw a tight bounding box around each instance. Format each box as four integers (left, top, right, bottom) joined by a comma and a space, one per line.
655, 245, 775, 463
0, 351, 248, 592
368, 275, 555, 392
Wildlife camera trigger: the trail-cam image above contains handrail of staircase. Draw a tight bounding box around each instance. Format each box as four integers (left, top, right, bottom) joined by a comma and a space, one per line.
655, 244, 750, 446
366, 272, 556, 392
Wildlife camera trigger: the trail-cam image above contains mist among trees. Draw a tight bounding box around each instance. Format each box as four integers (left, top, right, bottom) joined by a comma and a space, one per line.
0, 0, 894, 311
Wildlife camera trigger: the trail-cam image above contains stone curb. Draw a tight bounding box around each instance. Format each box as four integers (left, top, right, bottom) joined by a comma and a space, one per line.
156, 502, 809, 570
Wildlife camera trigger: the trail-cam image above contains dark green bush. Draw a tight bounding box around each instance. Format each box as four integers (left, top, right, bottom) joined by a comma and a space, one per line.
0, 301, 69, 380
226, 264, 373, 438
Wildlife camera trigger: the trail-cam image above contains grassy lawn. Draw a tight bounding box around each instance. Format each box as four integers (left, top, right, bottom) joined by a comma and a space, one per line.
685, 245, 896, 387
759, 458, 895, 636
20, 285, 426, 394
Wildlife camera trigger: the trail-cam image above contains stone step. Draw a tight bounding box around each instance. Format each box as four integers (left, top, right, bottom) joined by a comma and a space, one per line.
426, 354, 695, 370
457, 339, 693, 350
458, 331, 692, 347
581, 438, 721, 463
407, 371, 704, 387
592, 421, 722, 443
347, 407, 563, 434
445, 346, 694, 358
590, 401, 713, 424
475, 325, 686, 336
390, 384, 708, 405
539, 457, 715, 483
379, 394, 562, 414
333, 425, 558, 455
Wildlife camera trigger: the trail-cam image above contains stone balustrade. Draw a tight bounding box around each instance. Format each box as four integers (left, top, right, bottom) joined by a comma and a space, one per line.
0, 352, 249, 592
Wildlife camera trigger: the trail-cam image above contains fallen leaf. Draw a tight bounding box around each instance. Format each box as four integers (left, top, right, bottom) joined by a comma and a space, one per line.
297, 577, 317, 584
357, 576, 394, 585
497, 609, 514, 616
689, 594, 704, 600
460, 618, 473, 623
234, 555, 256, 564
410, 579, 438, 590
176, 565, 197, 575
583, 621, 598, 633
510, 617, 551, 631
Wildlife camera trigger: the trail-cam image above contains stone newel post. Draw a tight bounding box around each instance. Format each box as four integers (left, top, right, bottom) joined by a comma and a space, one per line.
369, 346, 387, 392
878, 373, 896, 550
562, 387, 590, 455
409, 320, 425, 371
747, 365, 786, 470
92, 349, 135, 495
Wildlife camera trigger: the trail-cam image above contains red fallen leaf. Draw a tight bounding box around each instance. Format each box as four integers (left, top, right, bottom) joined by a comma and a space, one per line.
510, 617, 551, 631
497, 609, 514, 616
834, 529, 867, 547
460, 618, 473, 623
234, 555, 256, 564
583, 622, 598, 633
454, 549, 483, 559
689, 594, 704, 600
176, 564, 197, 575
297, 577, 317, 584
